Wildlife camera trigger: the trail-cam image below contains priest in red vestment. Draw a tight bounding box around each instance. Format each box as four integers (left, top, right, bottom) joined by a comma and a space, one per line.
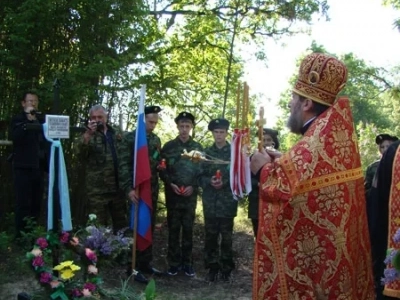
250, 53, 375, 300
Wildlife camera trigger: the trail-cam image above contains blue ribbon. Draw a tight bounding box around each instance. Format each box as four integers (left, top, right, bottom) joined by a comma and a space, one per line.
42, 123, 72, 231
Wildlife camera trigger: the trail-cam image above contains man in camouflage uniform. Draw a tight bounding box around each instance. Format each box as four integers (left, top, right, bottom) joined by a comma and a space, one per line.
75, 104, 126, 231
159, 111, 203, 277
119, 105, 163, 283
199, 118, 237, 282
247, 128, 280, 238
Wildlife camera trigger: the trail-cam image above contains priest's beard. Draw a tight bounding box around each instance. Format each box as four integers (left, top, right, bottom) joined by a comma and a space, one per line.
286, 102, 303, 134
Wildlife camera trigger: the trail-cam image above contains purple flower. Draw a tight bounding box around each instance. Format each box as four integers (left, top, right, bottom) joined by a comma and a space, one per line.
40, 272, 52, 283
71, 288, 82, 297
382, 268, 400, 284
83, 282, 96, 291
32, 256, 45, 267
36, 237, 48, 249
60, 232, 70, 244
385, 249, 398, 265
394, 229, 400, 244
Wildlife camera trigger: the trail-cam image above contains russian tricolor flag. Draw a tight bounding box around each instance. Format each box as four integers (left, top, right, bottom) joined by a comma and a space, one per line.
130, 85, 152, 251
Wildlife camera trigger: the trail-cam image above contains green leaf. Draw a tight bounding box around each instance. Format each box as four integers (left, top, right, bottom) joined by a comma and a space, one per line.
145, 279, 156, 300
50, 288, 69, 300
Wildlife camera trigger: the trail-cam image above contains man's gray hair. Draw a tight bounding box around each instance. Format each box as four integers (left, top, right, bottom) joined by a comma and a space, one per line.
89, 104, 107, 115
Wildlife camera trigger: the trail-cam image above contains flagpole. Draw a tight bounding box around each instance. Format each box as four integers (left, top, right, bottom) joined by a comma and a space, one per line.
131, 188, 139, 274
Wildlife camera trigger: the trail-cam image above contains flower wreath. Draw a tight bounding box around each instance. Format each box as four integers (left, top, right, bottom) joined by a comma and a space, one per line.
27, 231, 101, 300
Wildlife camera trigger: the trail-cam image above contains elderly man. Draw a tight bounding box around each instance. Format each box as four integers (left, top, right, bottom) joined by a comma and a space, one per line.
250, 53, 375, 299
75, 104, 126, 231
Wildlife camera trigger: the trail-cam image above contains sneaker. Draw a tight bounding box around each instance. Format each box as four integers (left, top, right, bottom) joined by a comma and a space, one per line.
183, 265, 195, 277
140, 264, 164, 276
167, 266, 179, 276
207, 269, 219, 282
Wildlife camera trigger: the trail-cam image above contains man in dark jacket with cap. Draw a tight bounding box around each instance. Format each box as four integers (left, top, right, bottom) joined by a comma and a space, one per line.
365, 133, 398, 197
119, 105, 163, 283
199, 118, 236, 282
159, 111, 203, 277
9, 91, 49, 237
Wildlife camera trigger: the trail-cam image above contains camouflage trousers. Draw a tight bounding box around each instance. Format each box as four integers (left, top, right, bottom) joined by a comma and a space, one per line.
167, 206, 196, 267
87, 192, 127, 233
204, 217, 235, 273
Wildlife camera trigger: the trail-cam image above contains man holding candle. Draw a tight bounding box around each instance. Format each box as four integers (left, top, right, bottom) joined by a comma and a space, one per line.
199, 118, 237, 282
249, 53, 374, 299
159, 112, 203, 277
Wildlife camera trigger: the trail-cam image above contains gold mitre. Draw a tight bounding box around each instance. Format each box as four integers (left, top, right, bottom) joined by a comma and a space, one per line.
293, 53, 348, 106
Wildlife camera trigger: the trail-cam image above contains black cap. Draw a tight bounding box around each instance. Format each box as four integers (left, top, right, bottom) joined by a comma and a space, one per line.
174, 111, 195, 124
375, 134, 399, 145
208, 118, 230, 131
145, 106, 162, 115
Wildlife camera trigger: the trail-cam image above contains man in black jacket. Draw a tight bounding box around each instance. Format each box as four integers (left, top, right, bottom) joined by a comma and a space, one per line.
9, 91, 48, 237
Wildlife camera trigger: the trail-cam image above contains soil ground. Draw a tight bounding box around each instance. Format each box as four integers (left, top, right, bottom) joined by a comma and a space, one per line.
0, 207, 255, 300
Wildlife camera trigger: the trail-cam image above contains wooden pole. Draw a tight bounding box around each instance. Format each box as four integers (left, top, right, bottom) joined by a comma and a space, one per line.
131, 188, 139, 274
235, 83, 241, 129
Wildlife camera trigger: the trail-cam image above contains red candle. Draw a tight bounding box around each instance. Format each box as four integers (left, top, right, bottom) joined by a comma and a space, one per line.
159, 159, 166, 169
180, 186, 185, 194
215, 169, 221, 180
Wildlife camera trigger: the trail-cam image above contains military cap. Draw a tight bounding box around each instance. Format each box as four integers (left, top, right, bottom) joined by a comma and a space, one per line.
145, 105, 162, 114
208, 118, 230, 131
293, 53, 348, 106
174, 111, 195, 124
375, 134, 399, 145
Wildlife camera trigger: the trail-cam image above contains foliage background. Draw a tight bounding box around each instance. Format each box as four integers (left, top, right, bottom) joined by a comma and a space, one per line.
1, 0, 400, 230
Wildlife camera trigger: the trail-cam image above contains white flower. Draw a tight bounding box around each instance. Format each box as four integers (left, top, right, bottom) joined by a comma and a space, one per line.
88, 214, 97, 221
86, 226, 95, 233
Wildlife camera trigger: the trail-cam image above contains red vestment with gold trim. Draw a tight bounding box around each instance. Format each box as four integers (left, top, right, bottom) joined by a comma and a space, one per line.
383, 146, 400, 298
253, 97, 375, 299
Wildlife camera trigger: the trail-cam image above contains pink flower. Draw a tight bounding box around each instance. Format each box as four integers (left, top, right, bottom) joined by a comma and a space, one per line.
36, 237, 48, 249
71, 289, 82, 297
32, 256, 44, 267
87, 265, 98, 275
69, 237, 79, 246
39, 272, 52, 283
59, 232, 70, 244
31, 248, 42, 257
82, 288, 92, 297
85, 248, 97, 262
49, 280, 61, 289
83, 282, 96, 291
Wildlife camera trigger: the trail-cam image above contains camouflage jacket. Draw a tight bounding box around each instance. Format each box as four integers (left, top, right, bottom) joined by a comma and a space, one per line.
160, 136, 203, 187
119, 130, 162, 196
247, 177, 260, 219
75, 125, 123, 195
199, 142, 237, 218
365, 160, 380, 197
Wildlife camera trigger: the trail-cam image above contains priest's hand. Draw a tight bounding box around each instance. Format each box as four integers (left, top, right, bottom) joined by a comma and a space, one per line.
266, 148, 282, 159
250, 149, 272, 175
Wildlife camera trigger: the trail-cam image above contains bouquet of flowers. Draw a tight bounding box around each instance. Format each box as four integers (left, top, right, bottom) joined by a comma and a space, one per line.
26, 214, 132, 299
382, 228, 400, 284
27, 232, 100, 299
